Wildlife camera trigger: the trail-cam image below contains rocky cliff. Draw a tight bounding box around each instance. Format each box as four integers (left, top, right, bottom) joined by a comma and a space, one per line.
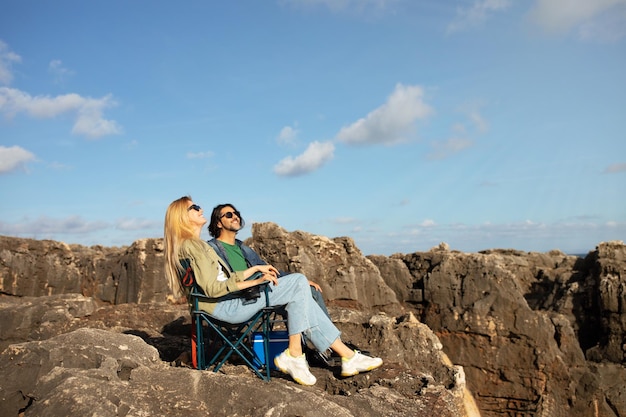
0, 227, 624, 417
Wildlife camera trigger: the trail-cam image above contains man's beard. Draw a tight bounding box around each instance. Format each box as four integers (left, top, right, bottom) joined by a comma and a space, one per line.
222, 223, 241, 233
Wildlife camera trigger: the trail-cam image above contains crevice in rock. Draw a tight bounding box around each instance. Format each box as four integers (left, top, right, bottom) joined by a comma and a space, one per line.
18, 392, 34, 415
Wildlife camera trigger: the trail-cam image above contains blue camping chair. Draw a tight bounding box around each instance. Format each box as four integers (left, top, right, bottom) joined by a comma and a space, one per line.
179, 259, 284, 381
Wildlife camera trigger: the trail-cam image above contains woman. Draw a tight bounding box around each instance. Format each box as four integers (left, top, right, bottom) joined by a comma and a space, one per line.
164, 196, 382, 386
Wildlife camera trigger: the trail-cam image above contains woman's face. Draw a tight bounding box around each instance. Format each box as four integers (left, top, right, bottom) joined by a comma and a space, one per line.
187, 202, 207, 227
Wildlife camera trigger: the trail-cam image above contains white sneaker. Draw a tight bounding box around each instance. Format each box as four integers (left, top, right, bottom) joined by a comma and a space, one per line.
274, 349, 317, 386
341, 350, 383, 377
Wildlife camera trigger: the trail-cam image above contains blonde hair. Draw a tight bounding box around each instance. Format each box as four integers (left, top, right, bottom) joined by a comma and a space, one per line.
164, 196, 200, 299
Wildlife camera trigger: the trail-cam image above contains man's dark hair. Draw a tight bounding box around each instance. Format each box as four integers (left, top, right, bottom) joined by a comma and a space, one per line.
208, 203, 245, 238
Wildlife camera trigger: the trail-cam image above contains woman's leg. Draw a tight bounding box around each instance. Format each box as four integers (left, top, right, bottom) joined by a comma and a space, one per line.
210, 296, 264, 323
287, 334, 302, 356
211, 274, 381, 364
267, 274, 382, 383
329, 339, 355, 358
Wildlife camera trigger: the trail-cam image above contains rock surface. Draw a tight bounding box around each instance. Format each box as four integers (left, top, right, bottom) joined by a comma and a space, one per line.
0, 236, 167, 304
370, 243, 626, 417
0, 227, 625, 417
0, 302, 475, 417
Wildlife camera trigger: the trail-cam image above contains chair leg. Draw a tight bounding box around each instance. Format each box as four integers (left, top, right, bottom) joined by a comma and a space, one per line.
262, 310, 272, 381
196, 316, 207, 370
194, 311, 271, 381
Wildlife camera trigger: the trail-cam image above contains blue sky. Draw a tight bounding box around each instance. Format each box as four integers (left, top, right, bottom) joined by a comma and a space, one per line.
1, 0, 625, 256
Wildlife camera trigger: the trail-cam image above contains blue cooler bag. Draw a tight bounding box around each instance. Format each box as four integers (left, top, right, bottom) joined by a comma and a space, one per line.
252, 330, 289, 370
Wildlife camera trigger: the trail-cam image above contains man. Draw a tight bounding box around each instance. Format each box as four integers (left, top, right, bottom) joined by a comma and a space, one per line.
207, 203, 369, 360
206, 203, 329, 317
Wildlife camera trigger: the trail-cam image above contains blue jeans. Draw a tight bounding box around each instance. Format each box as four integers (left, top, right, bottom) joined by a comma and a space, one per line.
211, 273, 340, 352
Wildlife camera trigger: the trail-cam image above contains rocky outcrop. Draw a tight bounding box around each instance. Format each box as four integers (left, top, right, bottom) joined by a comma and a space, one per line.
0, 298, 477, 417
0, 228, 625, 417
246, 227, 626, 417
585, 242, 626, 364
0, 293, 97, 352
363, 242, 626, 417
0, 236, 167, 304
248, 223, 401, 314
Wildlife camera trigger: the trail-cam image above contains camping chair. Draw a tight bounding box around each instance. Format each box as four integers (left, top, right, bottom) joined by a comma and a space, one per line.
179, 259, 284, 381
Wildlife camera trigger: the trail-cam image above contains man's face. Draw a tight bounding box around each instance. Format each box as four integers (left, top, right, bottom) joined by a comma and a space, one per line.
219, 206, 242, 233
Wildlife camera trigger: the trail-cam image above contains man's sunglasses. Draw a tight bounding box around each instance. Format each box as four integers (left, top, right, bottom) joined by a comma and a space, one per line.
220, 210, 240, 219
188, 204, 202, 212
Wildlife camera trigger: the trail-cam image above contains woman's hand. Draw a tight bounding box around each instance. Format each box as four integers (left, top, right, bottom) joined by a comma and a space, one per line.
256, 264, 279, 286
238, 264, 279, 291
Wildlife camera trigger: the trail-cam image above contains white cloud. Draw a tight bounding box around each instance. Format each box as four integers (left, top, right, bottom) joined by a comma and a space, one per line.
0, 42, 121, 138
452, 123, 467, 135
48, 59, 75, 84
0, 215, 109, 235
467, 107, 488, 133
48, 161, 72, 170
281, 0, 396, 13
604, 162, 626, 173
336, 83, 433, 146
359, 218, 626, 255
277, 124, 299, 145
0, 145, 36, 174
333, 217, 358, 224
274, 140, 335, 176
447, 0, 512, 34
72, 100, 122, 138
577, 10, 626, 41
124, 140, 139, 150
0, 40, 21, 85
528, 0, 626, 41
115, 218, 161, 231
0, 87, 122, 139
427, 137, 473, 160
397, 199, 410, 206
187, 151, 214, 159
427, 103, 484, 160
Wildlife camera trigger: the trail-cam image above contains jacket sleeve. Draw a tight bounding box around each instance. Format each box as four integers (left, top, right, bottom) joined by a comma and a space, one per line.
181, 240, 246, 298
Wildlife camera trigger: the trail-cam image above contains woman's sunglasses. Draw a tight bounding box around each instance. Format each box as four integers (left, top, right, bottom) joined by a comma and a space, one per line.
220, 210, 240, 219
188, 204, 201, 212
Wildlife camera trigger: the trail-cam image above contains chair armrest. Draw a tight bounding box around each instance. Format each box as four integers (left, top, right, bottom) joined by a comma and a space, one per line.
246, 271, 264, 281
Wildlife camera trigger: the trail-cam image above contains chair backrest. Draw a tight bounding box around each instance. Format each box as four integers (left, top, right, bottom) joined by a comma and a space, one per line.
178, 259, 219, 315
